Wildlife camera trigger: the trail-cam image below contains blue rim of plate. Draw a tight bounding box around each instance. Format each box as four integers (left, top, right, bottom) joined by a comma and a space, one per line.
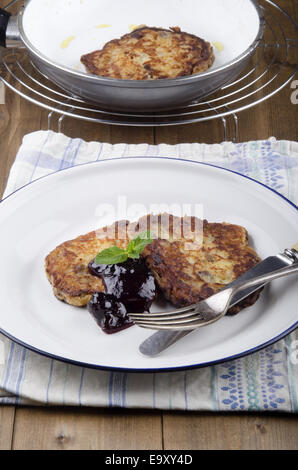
0, 156, 297, 373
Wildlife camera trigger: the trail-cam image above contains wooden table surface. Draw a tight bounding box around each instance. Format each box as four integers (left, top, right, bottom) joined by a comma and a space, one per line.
0, 0, 297, 451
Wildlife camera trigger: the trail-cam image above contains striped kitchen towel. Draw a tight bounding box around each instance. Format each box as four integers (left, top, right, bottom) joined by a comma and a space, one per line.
0, 131, 298, 411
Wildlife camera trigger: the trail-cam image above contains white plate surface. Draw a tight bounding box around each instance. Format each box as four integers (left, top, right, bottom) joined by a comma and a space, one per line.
22, 0, 261, 74
0, 157, 297, 371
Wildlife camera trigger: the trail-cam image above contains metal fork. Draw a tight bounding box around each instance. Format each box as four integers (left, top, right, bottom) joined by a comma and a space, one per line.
128, 263, 298, 330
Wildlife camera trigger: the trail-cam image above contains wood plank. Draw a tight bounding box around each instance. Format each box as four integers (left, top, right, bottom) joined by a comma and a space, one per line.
163, 412, 298, 450
12, 407, 162, 450
237, 79, 298, 143
0, 87, 43, 198
0, 407, 15, 450
234, 0, 298, 143
292, 0, 298, 19
39, 98, 155, 144
43, 114, 155, 145
156, 69, 298, 145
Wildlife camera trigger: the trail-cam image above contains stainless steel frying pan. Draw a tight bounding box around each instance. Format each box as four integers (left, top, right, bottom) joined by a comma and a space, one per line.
0, 0, 265, 111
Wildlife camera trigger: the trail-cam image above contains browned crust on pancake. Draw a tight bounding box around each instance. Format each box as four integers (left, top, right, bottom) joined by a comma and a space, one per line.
140, 214, 262, 315
81, 26, 215, 80
45, 222, 131, 307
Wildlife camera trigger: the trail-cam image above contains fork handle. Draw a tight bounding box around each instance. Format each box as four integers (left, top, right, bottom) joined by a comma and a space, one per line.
139, 249, 298, 356
232, 263, 298, 297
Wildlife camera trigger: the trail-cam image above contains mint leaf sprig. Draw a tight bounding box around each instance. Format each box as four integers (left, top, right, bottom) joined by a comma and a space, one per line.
94, 230, 153, 265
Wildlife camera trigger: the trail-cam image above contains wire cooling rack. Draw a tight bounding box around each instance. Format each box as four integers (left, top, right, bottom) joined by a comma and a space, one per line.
0, 0, 297, 141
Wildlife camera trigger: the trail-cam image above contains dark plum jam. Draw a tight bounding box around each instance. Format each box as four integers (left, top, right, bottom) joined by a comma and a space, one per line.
87, 257, 156, 334
87, 292, 133, 334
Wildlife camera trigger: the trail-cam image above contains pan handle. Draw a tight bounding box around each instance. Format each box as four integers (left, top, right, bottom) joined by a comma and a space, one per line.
0, 8, 22, 48
0, 8, 11, 47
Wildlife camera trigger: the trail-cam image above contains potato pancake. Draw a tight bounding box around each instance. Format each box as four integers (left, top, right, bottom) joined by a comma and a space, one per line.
45, 214, 262, 314
81, 26, 215, 80
141, 214, 262, 315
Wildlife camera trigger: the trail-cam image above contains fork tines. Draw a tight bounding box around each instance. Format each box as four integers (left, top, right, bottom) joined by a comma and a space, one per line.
128, 305, 207, 330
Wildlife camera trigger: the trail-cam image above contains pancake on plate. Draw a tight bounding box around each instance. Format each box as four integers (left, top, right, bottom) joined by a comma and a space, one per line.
45, 214, 262, 314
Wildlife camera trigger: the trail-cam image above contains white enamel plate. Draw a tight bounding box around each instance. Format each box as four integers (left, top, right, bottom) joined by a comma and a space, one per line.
0, 158, 297, 372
